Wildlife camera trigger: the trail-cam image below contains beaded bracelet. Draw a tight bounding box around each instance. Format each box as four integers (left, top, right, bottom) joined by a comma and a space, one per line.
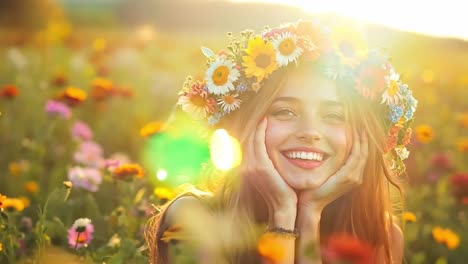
265, 227, 300, 239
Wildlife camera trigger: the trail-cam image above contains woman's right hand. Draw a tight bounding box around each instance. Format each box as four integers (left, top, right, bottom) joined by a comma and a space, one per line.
241, 117, 297, 226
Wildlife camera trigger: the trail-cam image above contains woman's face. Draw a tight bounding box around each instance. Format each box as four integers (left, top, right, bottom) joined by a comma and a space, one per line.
265, 69, 353, 190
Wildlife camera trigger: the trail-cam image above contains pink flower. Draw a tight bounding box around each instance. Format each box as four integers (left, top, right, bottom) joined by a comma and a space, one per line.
104, 152, 131, 172
45, 100, 71, 119
71, 121, 93, 141
68, 166, 102, 192
68, 218, 94, 249
73, 141, 104, 168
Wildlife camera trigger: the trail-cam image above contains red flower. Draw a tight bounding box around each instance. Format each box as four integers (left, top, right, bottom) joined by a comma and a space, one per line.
451, 173, 468, 203
1, 85, 19, 98
355, 66, 386, 101
430, 152, 453, 170
451, 173, 468, 187
322, 233, 374, 264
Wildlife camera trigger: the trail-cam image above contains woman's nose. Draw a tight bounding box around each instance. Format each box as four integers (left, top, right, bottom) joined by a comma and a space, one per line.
295, 116, 322, 143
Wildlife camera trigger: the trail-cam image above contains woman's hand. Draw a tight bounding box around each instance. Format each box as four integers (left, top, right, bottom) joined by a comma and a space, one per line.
298, 129, 369, 213
242, 117, 297, 226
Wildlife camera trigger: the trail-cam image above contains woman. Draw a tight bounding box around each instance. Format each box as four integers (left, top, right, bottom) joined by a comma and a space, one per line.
146, 19, 417, 264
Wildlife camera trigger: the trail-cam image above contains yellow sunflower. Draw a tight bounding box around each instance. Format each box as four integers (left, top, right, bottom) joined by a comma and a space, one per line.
242, 37, 278, 83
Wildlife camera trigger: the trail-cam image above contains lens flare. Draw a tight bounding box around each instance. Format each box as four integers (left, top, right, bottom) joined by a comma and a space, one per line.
156, 169, 168, 181
210, 129, 242, 170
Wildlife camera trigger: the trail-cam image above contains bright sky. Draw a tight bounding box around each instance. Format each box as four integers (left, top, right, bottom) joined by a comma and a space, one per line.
230, 0, 468, 41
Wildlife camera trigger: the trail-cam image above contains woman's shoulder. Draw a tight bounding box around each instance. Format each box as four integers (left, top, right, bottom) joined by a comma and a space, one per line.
159, 191, 215, 234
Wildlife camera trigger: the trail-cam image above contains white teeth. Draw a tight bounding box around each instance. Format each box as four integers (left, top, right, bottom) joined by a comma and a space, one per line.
286, 151, 324, 161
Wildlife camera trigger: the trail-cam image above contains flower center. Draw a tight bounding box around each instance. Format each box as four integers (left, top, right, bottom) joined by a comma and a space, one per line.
388, 81, 399, 96
190, 95, 207, 107
223, 94, 235, 104
279, 38, 295, 56
255, 53, 272, 68
212, 66, 229, 86
77, 233, 88, 243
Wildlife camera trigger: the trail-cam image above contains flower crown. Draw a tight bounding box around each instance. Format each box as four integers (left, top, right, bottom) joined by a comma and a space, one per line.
177, 20, 418, 176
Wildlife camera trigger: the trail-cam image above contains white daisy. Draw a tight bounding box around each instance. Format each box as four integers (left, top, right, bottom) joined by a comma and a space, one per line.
381, 70, 403, 105
205, 57, 240, 95
72, 218, 92, 229
272, 32, 303, 67
217, 93, 241, 113
395, 146, 410, 161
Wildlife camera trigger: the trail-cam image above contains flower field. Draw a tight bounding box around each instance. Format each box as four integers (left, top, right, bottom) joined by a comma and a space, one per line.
0, 6, 468, 264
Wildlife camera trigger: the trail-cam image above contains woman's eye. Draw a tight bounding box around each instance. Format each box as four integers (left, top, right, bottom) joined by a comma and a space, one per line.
270, 108, 297, 119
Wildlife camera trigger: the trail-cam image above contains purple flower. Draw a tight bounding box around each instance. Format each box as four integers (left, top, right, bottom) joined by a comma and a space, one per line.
45, 100, 71, 119
71, 121, 93, 141
20, 216, 33, 233
68, 166, 102, 192
73, 141, 104, 168
68, 218, 94, 249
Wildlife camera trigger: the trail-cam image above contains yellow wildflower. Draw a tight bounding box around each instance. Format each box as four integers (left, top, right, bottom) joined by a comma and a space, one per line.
0, 242, 2, 252
456, 137, 468, 153
63, 181, 73, 189
24, 181, 39, 193
9, 162, 21, 176
2, 198, 25, 212
402, 212, 416, 223
93, 38, 107, 52
415, 124, 434, 143
0, 193, 7, 209
140, 121, 164, 137
154, 187, 174, 200
432, 226, 460, 250
257, 232, 288, 262
19, 197, 30, 208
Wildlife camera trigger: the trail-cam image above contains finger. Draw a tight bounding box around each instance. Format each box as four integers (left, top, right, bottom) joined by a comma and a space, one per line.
353, 130, 369, 184
253, 117, 271, 164
338, 128, 361, 177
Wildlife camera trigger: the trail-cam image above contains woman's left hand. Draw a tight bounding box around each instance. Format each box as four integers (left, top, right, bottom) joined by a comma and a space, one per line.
298, 129, 369, 212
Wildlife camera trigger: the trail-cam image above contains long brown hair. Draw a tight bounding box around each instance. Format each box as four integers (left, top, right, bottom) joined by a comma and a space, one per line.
145, 63, 404, 263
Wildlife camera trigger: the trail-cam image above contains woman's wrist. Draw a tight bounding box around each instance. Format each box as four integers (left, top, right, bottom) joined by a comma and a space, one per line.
269, 207, 297, 229
297, 205, 322, 230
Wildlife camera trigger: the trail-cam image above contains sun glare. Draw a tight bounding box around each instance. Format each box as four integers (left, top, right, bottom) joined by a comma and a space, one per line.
230, 0, 467, 41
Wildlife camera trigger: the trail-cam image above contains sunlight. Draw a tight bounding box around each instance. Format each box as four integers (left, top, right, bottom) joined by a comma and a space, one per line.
230, 0, 468, 40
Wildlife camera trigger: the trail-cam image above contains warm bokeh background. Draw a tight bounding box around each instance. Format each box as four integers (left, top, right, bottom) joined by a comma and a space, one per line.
0, 0, 467, 263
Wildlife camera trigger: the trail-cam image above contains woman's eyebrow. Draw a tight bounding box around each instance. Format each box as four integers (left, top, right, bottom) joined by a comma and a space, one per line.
272, 96, 299, 103
320, 100, 344, 108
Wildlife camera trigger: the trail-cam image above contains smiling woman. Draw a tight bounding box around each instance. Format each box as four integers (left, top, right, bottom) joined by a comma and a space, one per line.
145, 19, 417, 264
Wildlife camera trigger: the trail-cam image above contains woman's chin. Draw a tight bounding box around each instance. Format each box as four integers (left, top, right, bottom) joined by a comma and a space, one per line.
283, 173, 329, 191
